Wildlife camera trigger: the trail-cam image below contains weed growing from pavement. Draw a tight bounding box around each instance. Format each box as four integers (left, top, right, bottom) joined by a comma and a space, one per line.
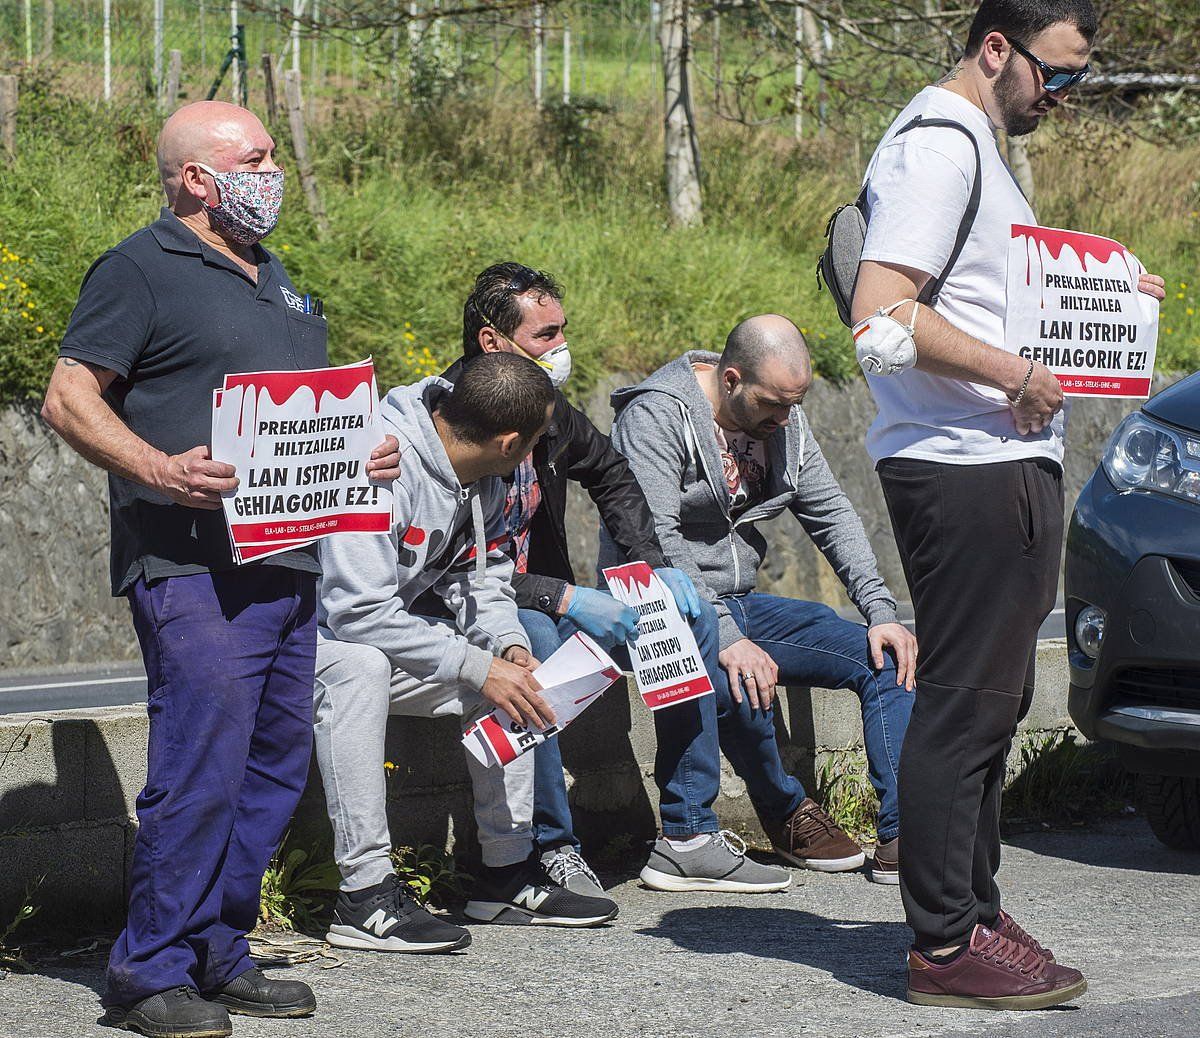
816, 747, 881, 843
390, 844, 471, 906
259, 842, 341, 933
1002, 730, 1134, 827
0, 879, 42, 973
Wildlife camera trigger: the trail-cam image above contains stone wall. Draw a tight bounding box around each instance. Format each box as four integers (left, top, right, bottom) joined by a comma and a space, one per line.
0, 378, 1167, 669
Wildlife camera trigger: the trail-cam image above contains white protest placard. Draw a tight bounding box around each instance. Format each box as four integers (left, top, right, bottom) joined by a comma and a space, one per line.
462, 632, 622, 768
601, 561, 713, 711
1006, 224, 1159, 398
211, 359, 393, 563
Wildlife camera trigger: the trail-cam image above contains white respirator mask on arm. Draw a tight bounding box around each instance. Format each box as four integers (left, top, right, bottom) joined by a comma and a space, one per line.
851, 298, 920, 377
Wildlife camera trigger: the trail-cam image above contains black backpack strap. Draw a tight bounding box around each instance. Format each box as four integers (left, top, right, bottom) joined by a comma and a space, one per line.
888, 114, 982, 307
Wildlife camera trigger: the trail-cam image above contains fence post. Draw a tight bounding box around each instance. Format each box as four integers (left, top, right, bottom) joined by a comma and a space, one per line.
154, 0, 165, 110
283, 69, 329, 237
262, 54, 279, 125
41, 0, 54, 59
103, 0, 112, 101
0, 77, 17, 163
165, 49, 182, 112
230, 0, 242, 105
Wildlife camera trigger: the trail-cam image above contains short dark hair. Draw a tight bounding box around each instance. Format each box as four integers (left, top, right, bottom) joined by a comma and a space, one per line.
964, 0, 1097, 55
438, 352, 554, 445
462, 262, 564, 359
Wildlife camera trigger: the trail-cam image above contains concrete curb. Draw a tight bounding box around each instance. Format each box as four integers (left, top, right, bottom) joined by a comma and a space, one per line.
0, 640, 1074, 926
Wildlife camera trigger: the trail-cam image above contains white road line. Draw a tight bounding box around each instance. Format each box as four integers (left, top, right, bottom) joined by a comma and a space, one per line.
0, 675, 145, 694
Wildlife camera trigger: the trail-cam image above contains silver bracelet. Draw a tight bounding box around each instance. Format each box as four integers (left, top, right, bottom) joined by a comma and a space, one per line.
1011, 360, 1035, 406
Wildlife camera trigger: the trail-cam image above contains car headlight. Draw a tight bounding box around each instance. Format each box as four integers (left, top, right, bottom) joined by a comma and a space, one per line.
1102, 413, 1200, 504
1074, 606, 1106, 660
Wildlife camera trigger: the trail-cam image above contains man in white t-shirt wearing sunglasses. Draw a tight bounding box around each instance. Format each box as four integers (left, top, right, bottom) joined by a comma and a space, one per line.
851, 0, 1166, 1011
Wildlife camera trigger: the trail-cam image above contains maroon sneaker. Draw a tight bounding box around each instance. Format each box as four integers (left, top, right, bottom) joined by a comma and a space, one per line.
993, 908, 1056, 962
907, 924, 1086, 1010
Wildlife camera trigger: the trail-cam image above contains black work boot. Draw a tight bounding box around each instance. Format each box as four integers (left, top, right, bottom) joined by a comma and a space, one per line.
103, 986, 232, 1037
206, 966, 316, 1018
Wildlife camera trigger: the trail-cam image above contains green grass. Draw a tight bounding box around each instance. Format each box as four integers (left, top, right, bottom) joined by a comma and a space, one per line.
0, 61, 1196, 406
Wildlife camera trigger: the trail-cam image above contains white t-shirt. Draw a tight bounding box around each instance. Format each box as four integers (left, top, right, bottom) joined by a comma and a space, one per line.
860, 85, 1067, 467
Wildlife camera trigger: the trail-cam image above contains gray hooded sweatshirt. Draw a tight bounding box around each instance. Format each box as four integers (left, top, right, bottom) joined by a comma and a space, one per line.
318, 376, 529, 693
599, 351, 898, 650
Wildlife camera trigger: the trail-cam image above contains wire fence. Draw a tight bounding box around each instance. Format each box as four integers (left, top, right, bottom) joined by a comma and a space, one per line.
3, 1, 1197, 140
0, 0, 945, 127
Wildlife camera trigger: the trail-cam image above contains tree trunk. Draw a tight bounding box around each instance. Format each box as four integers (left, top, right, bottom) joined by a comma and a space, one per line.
660, 0, 701, 226
1007, 134, 1036, 210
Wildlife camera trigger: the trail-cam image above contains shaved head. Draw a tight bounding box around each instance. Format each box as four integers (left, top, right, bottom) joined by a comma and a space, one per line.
156, 101, 275, 206
720, 314, 811, 385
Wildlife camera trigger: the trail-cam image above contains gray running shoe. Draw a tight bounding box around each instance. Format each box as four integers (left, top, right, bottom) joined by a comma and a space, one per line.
541, 847, 606, 897
639, 831, 793, 893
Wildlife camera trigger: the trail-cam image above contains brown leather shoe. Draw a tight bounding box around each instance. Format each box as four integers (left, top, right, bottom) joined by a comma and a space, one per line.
869, 836, 899, 885
907, 924, 1086, 1010
765, 798, 865, 872
993, 908, 1056, 962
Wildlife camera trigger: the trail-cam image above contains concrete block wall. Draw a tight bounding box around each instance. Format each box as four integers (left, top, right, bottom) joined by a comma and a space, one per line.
0, 641, 1074, 928
0, 378, 1166, 669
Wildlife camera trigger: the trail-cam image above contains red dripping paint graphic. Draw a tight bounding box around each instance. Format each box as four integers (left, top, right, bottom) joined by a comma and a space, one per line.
402, 526, 427, 546
1013, 224, 1135, 308
603, 562, 655, 596
224, 361, 376, 458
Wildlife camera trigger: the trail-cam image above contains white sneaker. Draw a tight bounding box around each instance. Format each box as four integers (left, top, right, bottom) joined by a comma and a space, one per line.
541, 846, 605, 897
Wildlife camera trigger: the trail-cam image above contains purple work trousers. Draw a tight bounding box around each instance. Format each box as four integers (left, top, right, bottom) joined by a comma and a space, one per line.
104, 566, 316, 1007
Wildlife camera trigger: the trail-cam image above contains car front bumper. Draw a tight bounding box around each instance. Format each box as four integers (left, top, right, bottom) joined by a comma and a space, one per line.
1066, 471, 1200, 757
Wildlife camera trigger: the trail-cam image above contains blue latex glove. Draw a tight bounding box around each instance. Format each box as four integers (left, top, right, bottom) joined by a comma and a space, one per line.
656, 567, 703, 622
565, 586, 640, 647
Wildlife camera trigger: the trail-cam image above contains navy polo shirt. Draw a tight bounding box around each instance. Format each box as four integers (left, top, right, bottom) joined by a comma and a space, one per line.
60, 209, 329, 595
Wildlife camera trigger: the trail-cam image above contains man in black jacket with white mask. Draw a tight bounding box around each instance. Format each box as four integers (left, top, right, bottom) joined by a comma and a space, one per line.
438, 263, 763, 899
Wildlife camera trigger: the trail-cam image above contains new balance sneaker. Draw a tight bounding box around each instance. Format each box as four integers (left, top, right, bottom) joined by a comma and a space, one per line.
541, 846, 606, 897
465, 855, 618, 926
907, 924, 1086, 1010
206, 967, 316, 1018
325, 873, 471, 953
103, 986, 232, 1037
993, 908, 1056, 962
869, 836, 899, 885
765, 798, 866, 872
639, 831, 792, 893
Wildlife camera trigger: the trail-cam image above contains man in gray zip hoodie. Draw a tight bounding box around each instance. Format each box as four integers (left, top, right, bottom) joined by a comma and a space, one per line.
601, 315, 917, 884
315, 354, 618, 952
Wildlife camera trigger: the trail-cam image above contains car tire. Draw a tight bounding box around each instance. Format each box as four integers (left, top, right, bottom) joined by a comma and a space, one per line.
1137, 773, 1200, 850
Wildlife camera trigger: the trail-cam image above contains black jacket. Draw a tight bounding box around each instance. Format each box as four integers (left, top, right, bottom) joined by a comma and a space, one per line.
441, 358, 667, 613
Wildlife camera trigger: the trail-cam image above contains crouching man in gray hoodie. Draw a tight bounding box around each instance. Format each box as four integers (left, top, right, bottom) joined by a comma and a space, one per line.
315, 353, 618, 954
601, 316, 918, 884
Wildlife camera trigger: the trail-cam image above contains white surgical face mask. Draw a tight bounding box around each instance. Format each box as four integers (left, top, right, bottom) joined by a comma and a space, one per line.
852, 299, 919, 377
519, 340, 572, 388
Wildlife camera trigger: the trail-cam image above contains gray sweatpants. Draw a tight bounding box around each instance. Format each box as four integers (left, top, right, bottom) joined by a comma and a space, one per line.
313, 631, 535, 891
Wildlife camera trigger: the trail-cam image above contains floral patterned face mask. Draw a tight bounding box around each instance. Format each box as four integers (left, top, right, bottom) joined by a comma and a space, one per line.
195, 162, 285, 246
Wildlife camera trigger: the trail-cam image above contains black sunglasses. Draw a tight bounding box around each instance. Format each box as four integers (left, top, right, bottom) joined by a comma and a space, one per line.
1007, 37, 1090, 94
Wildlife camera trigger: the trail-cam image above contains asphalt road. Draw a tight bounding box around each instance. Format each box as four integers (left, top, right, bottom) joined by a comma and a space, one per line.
0, 818, 1196, 1038
0, 608, 1069, 716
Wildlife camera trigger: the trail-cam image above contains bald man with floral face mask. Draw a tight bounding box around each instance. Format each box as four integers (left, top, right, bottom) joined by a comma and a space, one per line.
42, 101, 400, 1037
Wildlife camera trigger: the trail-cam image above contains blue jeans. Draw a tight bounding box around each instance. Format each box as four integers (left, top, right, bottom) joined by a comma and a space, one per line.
519, 600, 730, 844
721, 593, 912, 841
521, 592, 910, 844
105, 568, 316, 1007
